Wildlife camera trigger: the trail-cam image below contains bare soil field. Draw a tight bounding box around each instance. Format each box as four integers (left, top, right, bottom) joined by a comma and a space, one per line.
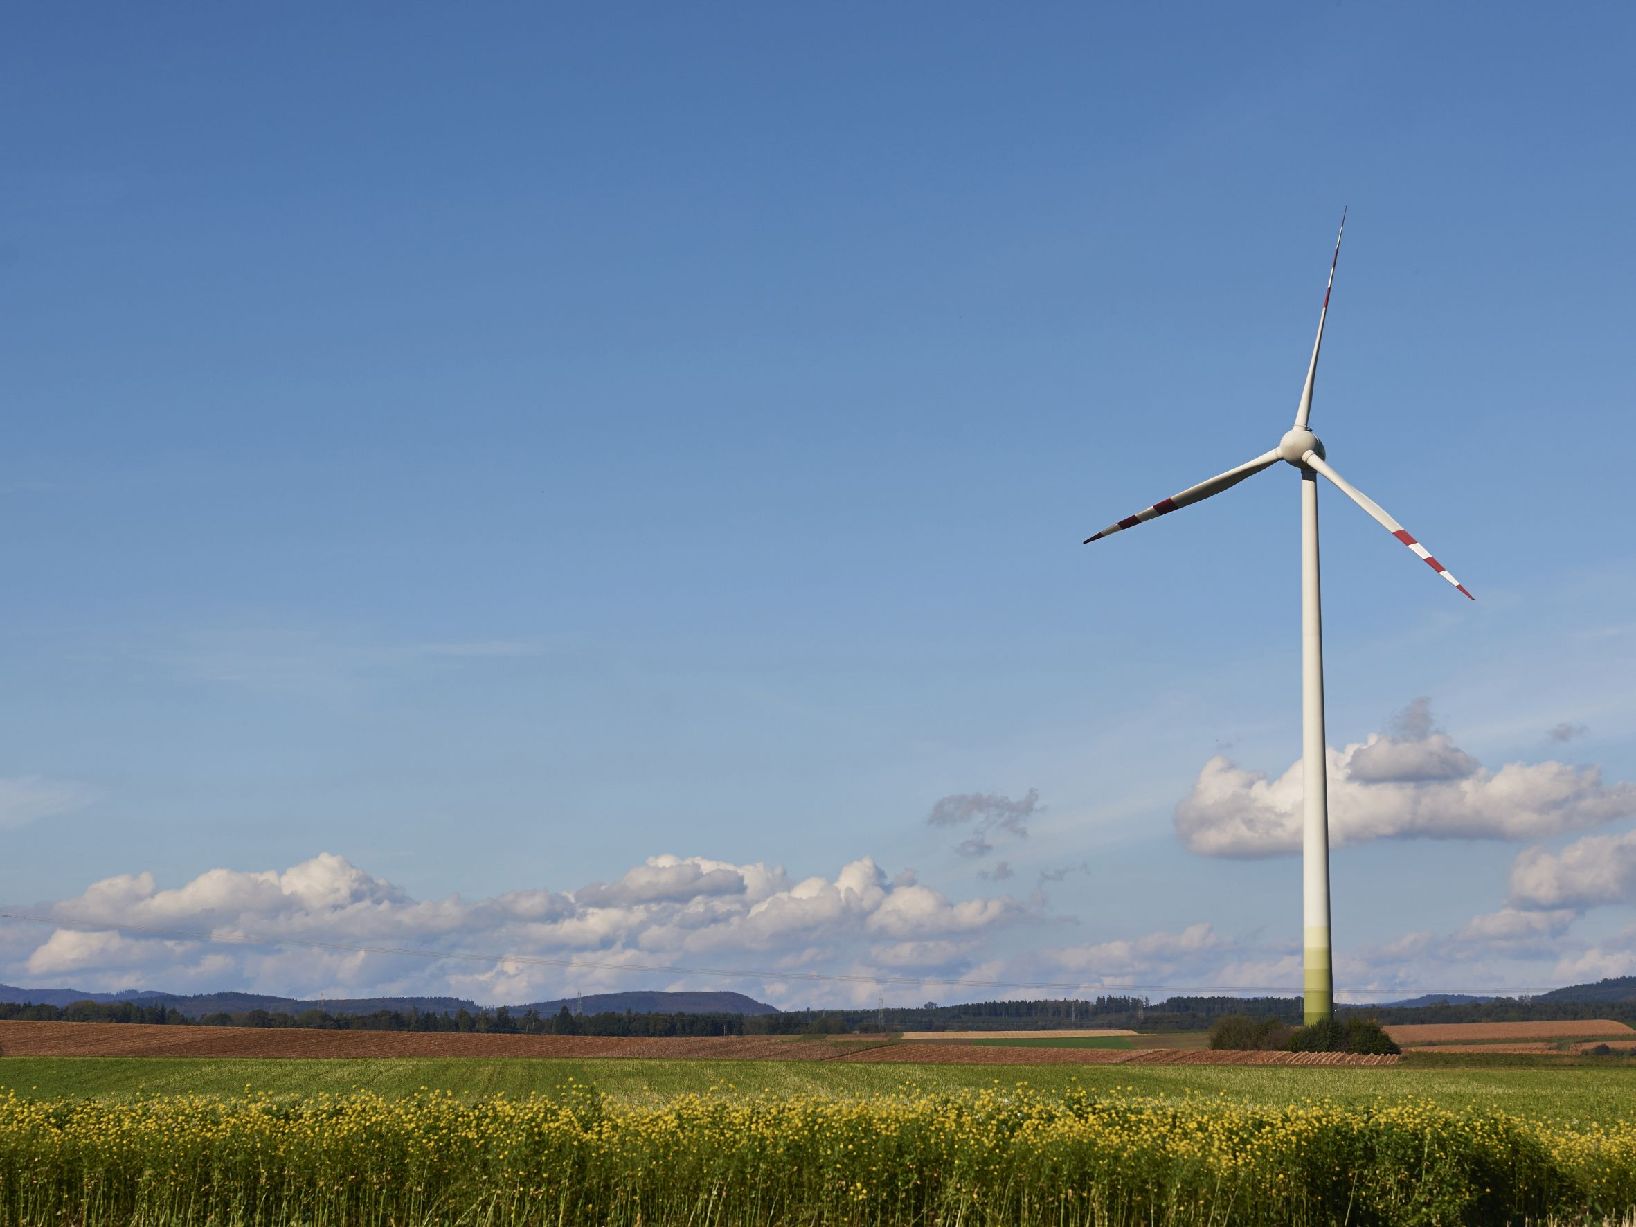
1385, 1020, 1634, 1046
0, 1021, 866, 1061
899, 1029, 1138, 1040
1398, 1043, 1560, 1054
0, 1020, 1399, 1065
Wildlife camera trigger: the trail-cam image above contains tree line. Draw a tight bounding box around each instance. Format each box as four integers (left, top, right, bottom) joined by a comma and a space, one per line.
0, 996, 1161, 1036
4, 991, 1632, 1036
0, 1000, 748, 1035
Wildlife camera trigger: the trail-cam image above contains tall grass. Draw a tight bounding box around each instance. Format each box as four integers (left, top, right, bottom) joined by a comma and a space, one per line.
2, 1083, 1633, 1225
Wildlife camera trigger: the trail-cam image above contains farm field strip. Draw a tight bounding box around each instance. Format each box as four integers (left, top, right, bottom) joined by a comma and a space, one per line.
1403, 1043, 1562, 1054
961, 1036, 1136, 1049
899, 1028, 1138, 1040
5, 1055, 1636, 1123
1386, 1019, 1635, 1044
0, 1018, 876, 1061
0, 1019, 1380, 1065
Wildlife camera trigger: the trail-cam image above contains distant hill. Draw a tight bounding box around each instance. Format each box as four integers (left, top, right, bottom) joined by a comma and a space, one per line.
0, 984, 483, 1018
0, 983, 124, 1009
1534, 977, 1636, 1004
13, 977, 1630, 1027
519, 991, 779, 1017
0, 983, 777, 1018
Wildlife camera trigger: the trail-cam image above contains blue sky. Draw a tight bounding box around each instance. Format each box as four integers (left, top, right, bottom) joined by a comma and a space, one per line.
2, 3, 1633, 1007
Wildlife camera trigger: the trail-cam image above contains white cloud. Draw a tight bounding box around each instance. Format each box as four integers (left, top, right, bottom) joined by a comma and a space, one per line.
1176, 705, 1636, 857
1455, 907, 1577, 945
0, 776, 98, 831
1346, 733, 1478, 783
1552, 926, 1636, 984
1316, 912, 1578, 1002
1509, 829, 1636, 910
867, 939, 979, 969
1050, 922, 1222, 978
8, 842, 1608, 1008
5, 851, 1024, 1006
26, 928, 167, 977
574, 856, 761, 908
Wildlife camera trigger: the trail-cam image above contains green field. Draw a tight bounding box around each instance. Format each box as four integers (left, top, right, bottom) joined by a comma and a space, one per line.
3, 1054, 1635, 1124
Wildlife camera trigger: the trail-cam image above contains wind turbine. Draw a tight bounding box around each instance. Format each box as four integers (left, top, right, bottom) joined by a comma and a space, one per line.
1081, 213, 1472, 1026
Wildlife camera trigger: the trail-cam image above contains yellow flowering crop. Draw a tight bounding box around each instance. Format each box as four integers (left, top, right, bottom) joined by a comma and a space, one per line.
0, 1084, 1631, 1225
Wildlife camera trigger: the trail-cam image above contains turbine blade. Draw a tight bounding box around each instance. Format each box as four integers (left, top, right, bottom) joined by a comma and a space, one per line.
1083, 450, 1281, 543
1292, 209, 1347, 430
1303, 451, 1474, 599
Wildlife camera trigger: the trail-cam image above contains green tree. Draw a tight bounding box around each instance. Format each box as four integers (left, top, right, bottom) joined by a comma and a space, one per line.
1208, 1014, 1259, 1049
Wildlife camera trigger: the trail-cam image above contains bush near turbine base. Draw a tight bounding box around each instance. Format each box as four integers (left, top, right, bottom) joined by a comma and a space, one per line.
1208, 1013, 1295, 1050
1288, 1016, 1401, 1055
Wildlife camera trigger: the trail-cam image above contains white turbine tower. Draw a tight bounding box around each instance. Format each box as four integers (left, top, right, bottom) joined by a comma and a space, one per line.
1082, 213, 1473, 1026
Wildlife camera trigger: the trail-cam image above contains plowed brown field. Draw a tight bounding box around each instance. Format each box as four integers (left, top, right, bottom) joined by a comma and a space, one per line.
1385, 1020, 1634, 1046
1396, 1043, 1559, 1054
899, 1029, 1138, 1041
0, 1021, 864, 1061
0, 1021, 1400, 1065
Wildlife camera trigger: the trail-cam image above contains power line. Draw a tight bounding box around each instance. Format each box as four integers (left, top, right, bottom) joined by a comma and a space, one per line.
0, 910, 1557, 998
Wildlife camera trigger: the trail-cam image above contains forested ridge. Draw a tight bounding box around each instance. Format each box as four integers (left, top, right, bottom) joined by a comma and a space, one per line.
4, 980, 1635, 1036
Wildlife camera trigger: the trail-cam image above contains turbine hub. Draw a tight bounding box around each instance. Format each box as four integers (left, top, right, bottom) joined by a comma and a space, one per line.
1279, 427, 1324, 466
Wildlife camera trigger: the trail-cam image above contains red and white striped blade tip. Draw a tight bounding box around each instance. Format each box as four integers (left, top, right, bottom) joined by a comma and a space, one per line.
1392, 529, 1475, 599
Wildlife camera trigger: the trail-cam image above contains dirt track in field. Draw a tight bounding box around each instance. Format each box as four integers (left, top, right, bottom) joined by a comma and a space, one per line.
0, 1021, 1398, 1066
1385, 1020, 1634, 1046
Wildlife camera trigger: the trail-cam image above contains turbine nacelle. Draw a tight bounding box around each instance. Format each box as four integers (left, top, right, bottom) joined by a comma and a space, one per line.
1279, 428, 1324, 466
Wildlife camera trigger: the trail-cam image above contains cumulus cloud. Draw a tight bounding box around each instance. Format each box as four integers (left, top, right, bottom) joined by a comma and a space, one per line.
927, 789, 1039, 857
1317, 904, 1593, 1001
0, 776, 98, 830
1510, 829, 1636, 910
573, 857, 758, 908
1389, 697, 1437, 741
1346, 733, 1478, 783
1050, 923, 1222, 978
4, 851, 1025, 1006
1552, 926, 1636, 983
1455, 907, 1577, 945
1176, 703, 1636, 857
1040, 929, 1230, 994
